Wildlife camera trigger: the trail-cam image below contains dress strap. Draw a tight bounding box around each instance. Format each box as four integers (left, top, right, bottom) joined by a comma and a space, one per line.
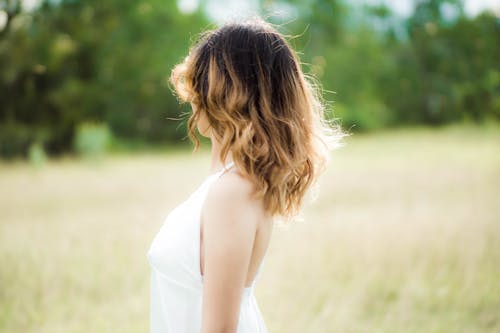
217, 161, 235, 178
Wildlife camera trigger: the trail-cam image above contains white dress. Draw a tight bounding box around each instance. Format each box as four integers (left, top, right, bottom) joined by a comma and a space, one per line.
147, 161, 269, 333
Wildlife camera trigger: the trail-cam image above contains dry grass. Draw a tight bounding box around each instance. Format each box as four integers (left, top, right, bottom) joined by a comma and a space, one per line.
1, 125, 499, 333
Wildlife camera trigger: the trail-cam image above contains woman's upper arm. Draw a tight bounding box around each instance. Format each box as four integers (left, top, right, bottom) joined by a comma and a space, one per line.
200, 174, 260, 333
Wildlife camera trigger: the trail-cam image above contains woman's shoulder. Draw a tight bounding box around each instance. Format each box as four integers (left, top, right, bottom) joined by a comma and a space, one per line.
212, 169, 254, 198
204, 169, 267, 225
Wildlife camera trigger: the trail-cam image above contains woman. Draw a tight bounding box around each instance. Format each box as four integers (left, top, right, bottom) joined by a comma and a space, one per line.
147, 17, 341, 333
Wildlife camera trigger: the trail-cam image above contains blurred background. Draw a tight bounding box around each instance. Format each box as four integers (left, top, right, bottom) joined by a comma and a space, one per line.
0, 0, 499, 332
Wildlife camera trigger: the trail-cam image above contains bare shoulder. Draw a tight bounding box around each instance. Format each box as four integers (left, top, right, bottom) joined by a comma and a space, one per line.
204, 170, 267, 226
209, 170, 255, 202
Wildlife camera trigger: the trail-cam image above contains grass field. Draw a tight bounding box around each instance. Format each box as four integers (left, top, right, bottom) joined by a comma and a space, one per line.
1, 125, 499, 333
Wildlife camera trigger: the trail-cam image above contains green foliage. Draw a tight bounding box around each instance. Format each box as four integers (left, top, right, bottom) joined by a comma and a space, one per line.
0, 123, 33, 158
0, 0, 498, 158
277, 0, 499, 130
73, 122, 112, 159
0, 0, 208, 158
395, 2, 499, 124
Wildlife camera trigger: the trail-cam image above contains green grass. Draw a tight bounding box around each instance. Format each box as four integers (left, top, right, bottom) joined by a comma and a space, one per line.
1, 125, 499, 333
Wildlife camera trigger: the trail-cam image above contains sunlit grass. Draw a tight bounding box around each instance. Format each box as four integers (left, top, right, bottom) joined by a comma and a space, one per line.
1, 125, 499, 333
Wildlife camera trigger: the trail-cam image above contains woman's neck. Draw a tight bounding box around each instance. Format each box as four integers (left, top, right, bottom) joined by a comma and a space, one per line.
209, 133, 233, 173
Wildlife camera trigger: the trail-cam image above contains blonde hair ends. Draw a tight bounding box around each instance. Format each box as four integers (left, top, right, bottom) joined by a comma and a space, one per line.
170, 17, 344, 221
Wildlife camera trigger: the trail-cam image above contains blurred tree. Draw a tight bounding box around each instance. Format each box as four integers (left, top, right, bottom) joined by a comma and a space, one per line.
390, 0, 499, 124
0, 0, 21, 38
265, 0, 396, 130
0, 0, 208, 157
266, 0, 499, 129
0, 0, 498, 158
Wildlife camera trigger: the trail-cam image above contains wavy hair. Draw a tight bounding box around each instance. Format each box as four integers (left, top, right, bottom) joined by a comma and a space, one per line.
170, 17, 343, 221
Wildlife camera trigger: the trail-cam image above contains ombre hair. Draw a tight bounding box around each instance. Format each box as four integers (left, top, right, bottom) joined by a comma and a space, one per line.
170, 17, 343, 221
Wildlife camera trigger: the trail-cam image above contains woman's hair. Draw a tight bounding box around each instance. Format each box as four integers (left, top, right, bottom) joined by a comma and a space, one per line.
170, 17, 343, 221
